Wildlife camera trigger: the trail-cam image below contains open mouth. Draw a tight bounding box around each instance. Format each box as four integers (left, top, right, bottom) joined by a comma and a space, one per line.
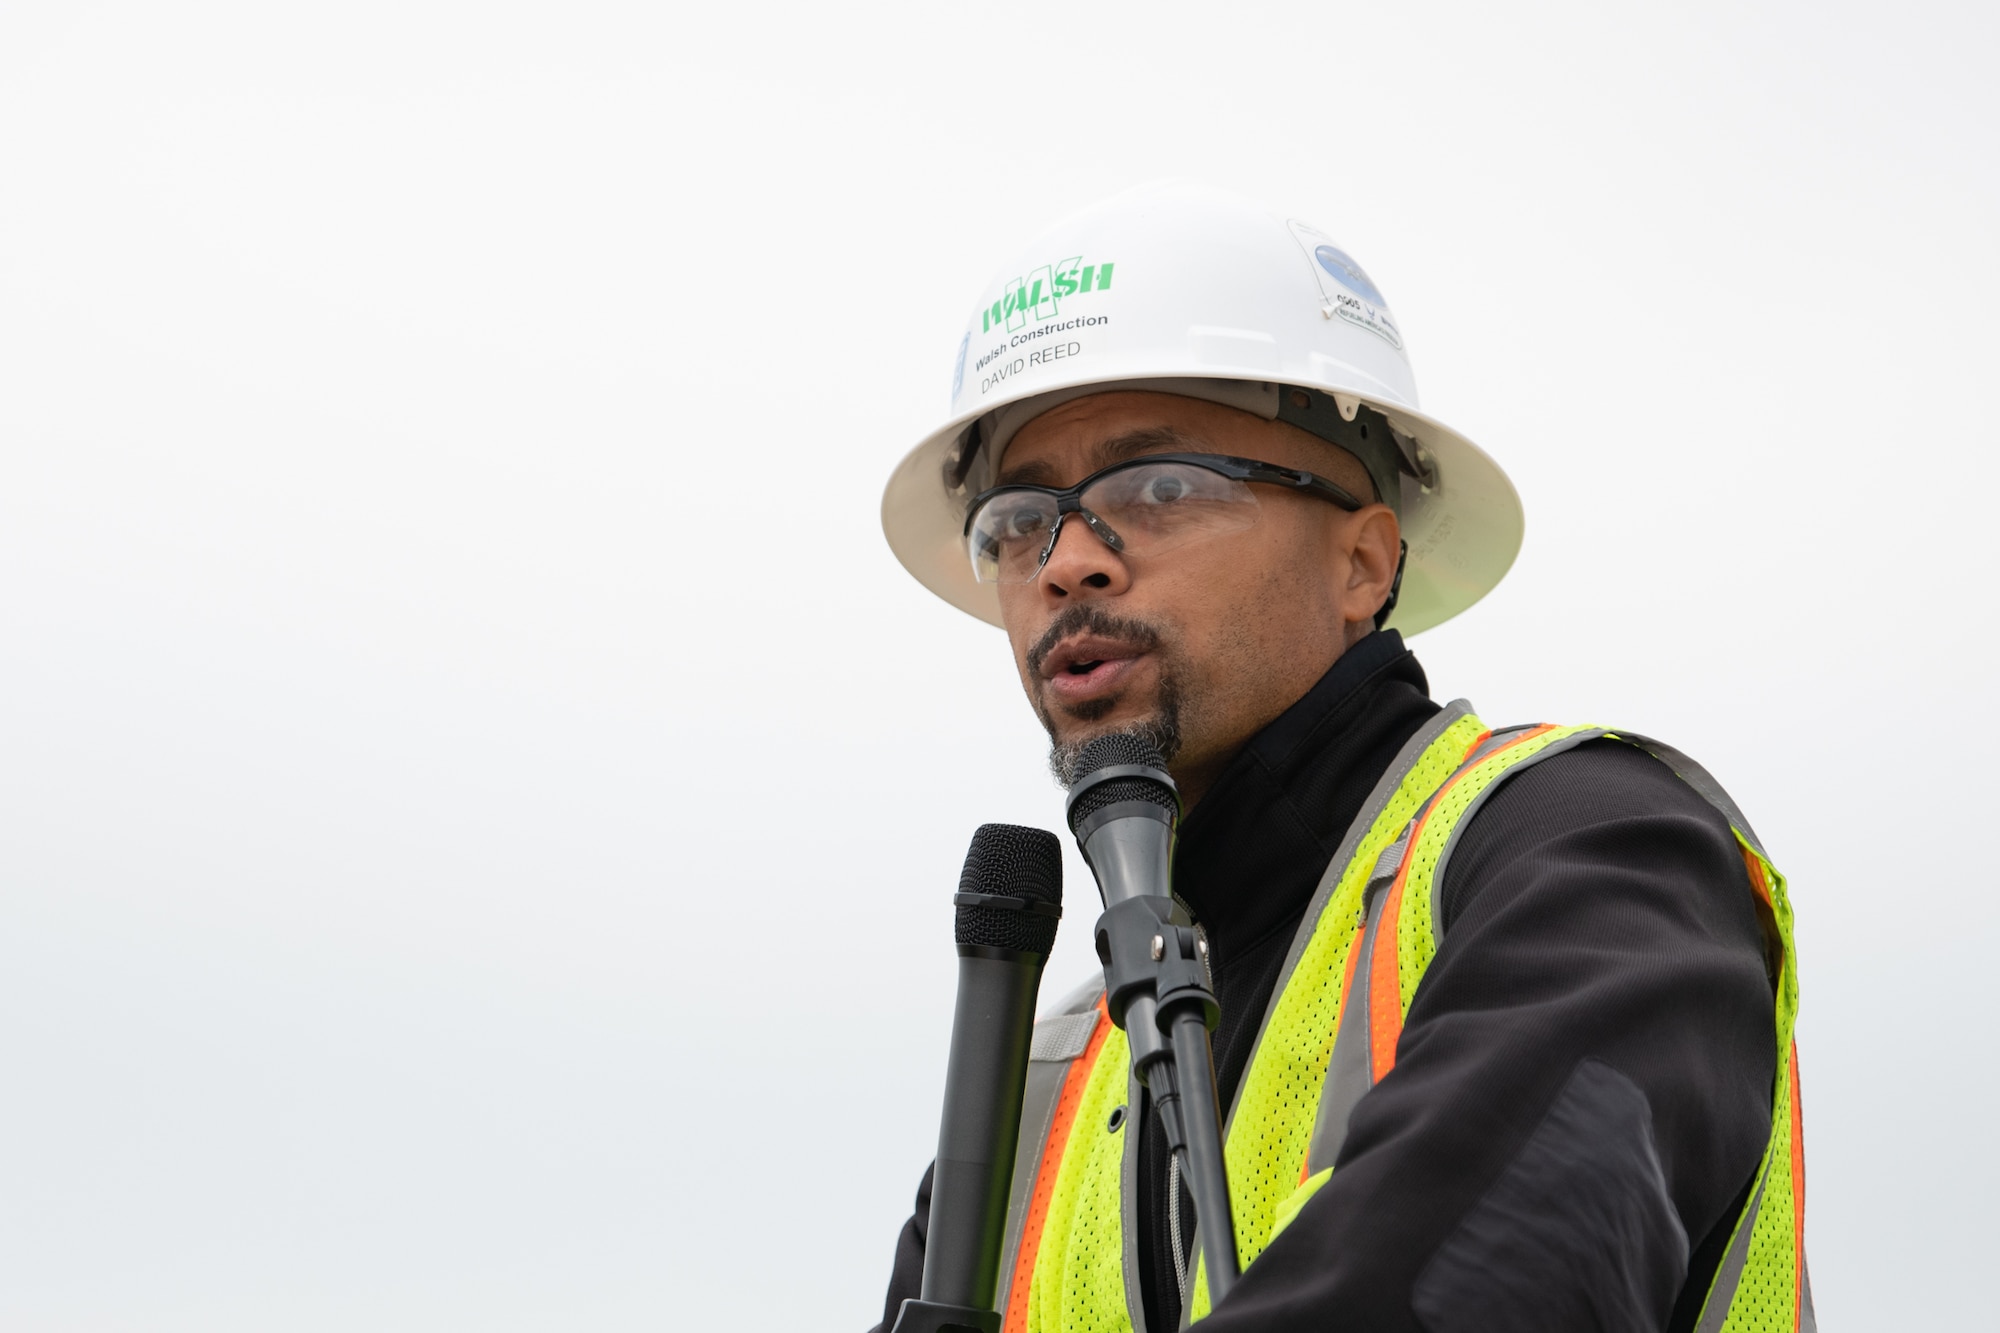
1025, 614, 1164, 708
1037, 632, 1145, 681
1041, 643, 1144, 703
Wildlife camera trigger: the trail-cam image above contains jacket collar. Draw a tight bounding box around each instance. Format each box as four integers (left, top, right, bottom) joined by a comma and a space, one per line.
1172, 630, 1439, 960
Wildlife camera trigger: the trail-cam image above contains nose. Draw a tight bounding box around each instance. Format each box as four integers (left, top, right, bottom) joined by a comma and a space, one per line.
1036, 511, 1132, 603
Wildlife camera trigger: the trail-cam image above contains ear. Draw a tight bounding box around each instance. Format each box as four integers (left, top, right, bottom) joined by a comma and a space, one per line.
1338, 505, 1402, 632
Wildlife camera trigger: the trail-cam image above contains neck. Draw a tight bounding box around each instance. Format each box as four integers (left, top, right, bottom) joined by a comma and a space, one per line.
1168, 622, 1372, 811
1166, 752, 1230, 813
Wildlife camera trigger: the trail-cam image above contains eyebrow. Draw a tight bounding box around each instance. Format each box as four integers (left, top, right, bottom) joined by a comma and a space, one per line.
994, 426, 1210, 488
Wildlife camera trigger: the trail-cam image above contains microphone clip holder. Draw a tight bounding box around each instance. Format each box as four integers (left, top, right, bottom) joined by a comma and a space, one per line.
1093, 898, 1220, 1052
1153, 922, 1221, 1035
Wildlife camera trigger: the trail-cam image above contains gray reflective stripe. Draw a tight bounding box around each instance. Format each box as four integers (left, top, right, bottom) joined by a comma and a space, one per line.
1798, 1255, 1817, 1333
1223, 698, 1478, 1137
1693, 1167, 1767, 1333
994, 1055, 1074, 1322
993, 983, 1103, 1328
1368, 826, 1411, 885
1305, 855, 1396, 1174
1031, 1011, 1100, 1062
1425, 727, 1611, 954
1607, 730, 1770, 859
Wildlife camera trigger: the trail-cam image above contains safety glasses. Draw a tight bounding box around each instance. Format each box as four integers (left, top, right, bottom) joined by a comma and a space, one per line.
964, 452, 1367, 586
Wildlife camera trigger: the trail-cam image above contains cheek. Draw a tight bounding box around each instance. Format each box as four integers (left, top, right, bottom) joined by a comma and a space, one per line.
1207, 514, 1326, 603
1142, 525, 1259, 597
1255, 510, 1342, 599
1178, 523, 1334, 654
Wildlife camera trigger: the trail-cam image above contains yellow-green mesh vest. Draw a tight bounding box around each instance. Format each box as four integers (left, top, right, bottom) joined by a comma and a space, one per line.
991, 703, 1810, 1333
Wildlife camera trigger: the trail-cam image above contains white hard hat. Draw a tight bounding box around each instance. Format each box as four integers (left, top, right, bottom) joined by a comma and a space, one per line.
880, 180, 1523, 635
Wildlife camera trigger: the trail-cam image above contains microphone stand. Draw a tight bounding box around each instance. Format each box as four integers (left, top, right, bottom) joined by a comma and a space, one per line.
1094, 893, 1240, 1304
1065, 746, 1240, 1305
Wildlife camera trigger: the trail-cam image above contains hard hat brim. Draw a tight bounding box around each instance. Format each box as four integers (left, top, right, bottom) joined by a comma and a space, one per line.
880, 373, 1522, 637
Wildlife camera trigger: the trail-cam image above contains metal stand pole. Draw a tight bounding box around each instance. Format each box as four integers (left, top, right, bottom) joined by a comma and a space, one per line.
1168, 1009, 1237, 1303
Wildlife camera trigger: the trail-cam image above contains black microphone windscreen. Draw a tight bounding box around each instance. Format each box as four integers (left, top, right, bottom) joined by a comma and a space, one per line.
955, 823, 1064, 955
1065, 733, 1178, 832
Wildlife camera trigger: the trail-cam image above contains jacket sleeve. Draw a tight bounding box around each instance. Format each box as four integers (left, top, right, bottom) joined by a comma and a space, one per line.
1193, 739, 1778, 1333
868, 1162, 931, 1333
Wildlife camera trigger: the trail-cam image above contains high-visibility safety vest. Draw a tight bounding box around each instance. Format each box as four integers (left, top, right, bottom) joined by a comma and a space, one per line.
992, 704, 1812, 1333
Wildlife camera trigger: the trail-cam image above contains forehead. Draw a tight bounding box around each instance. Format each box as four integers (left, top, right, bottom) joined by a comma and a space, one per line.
995, 390, 1282, 488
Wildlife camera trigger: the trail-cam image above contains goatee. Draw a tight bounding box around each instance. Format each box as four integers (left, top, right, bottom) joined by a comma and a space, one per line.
1027, 605, 1185, 787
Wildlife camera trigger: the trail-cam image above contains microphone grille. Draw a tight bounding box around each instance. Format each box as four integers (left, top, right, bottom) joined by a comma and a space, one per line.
1065, 733, 1178, 832
954, 823, 1064, 954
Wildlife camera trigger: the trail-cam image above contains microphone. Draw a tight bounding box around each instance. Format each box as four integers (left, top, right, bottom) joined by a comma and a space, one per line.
896, 823, 1063, 1333
1064, 735, 1240, 1303
1064, 733, 1180, 895
1064, 734, 1182, 1073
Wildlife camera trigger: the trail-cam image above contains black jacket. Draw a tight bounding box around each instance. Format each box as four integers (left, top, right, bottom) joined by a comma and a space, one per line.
874, 633, 1776, 1333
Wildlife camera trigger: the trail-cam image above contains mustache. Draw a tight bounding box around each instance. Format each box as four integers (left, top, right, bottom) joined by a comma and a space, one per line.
1024, 604, 1165, 678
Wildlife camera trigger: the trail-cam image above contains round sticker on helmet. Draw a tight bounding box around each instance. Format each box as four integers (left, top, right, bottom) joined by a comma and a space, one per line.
1314, 245, 1386, 305
951, 331, 970, 401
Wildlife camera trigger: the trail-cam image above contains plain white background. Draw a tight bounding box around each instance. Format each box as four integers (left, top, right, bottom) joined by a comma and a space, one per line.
1, 1, 1993, 1327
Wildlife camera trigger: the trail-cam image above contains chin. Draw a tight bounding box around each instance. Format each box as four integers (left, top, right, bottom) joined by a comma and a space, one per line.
1059, 695, 1127, 726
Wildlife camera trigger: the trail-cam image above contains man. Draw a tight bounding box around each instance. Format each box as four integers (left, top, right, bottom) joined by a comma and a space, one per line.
871, 183, 1809, 1332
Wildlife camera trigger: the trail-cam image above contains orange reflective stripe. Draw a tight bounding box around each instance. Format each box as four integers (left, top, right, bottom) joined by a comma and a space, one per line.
1789, 1042, 1806, 1329
1739, 843, 1789, 988
1366, 725, 1558, 1081
1001, 999, 1111, 1333
1741, 844, 1774, 909
1366, 874, 1406, 1083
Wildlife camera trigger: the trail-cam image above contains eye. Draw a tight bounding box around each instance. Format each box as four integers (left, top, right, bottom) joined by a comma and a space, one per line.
1143, 475, 1188, 504
1005, 506, 1052, 538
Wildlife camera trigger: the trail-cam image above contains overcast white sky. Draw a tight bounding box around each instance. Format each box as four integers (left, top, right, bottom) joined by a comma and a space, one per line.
1, 2, 1993, 1328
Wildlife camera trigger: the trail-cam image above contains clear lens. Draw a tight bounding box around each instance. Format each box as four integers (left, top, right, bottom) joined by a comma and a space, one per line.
967, 460, 1259, 585
1080, 462, 1257, 555
968, 490, 1061, 584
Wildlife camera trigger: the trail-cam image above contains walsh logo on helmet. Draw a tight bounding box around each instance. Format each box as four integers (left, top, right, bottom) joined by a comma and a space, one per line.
979, 257, 1116, 334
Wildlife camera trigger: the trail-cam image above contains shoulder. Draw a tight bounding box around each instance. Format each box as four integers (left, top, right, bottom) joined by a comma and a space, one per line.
1439, 734, 1751, 932
1472, 733, 1737, 841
